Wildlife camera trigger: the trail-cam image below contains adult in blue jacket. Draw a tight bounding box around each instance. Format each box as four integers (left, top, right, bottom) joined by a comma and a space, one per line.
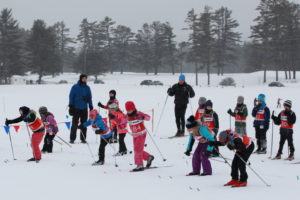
69, 74, 93, 143
252, 94, 270, 154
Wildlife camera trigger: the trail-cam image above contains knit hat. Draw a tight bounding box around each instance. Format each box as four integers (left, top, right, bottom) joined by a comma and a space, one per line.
218, 131, 228, 142
199, 97, 207, 105
179, 74, 185, 81
89, 109, 98, 120
109, 90, 116, 97
38, 106, 48, 115
186, 115, 198, 129
125, 101, 136, 112
19, 106, 30, 116
205, 100, 213, 108
237, 96, 244, 102
283, 100, 292, 108
257, 94, 266, 102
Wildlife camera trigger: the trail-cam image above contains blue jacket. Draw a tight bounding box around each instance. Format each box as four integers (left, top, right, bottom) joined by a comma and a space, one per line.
186, 126, 215, 152
252, 103, 270, 129
69, 81, 93, 110
83, 115, 112, 139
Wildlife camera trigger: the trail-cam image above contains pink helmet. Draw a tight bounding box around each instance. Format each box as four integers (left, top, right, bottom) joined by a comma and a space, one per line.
89, 109, 98, 120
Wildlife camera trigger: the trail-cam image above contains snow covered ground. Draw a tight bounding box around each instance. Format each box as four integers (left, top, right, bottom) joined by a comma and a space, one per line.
0, 72, 299, 200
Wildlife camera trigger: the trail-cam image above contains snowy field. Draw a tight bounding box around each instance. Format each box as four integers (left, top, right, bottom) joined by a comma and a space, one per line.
0, 72, 299, 200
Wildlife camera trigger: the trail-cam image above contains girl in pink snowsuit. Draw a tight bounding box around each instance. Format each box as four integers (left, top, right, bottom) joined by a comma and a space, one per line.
125, 101, 154, 172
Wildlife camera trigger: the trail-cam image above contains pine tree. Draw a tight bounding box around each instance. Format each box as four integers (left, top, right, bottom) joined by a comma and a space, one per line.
0, 8, 24, 84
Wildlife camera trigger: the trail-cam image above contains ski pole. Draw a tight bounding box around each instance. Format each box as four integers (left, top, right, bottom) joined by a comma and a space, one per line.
234, 152, 271, 187
214, 148, 232, 168
100, 135, 118, 167
229, 115, 232, 130
3, 98, 16, 160
7, 128, 16, 160
56, 135, 72, 148
146, 129, 167, 162
153, 94, 169, 136
53, 139, 63, 146
79, 129, 96, 163
269, 119, 274, 159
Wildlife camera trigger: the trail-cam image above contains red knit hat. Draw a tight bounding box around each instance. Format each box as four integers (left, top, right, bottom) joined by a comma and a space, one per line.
125, 101, 136, 111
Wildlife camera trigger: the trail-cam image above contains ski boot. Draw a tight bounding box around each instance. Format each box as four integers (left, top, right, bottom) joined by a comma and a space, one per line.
186, 172, 200, 176
232, 181, 247, 187
200, 172, 212, 176
27, 158, 40, 162
132, 165, 144, 172
285, 153, 294, 161
258, 148, 267, 154
224, 179, 239, 186
146, 155, 155, 168
92, 160, 104, 166
272, 153, 281, 160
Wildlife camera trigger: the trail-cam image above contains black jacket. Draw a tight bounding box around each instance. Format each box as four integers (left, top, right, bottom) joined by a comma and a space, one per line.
168, 82, 195, 105
272, 110, 296, 127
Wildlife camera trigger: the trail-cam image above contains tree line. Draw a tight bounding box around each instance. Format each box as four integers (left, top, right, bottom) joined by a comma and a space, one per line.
0, 0, 300, 85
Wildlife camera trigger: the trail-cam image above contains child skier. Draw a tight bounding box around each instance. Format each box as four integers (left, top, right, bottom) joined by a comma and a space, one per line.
98, 90, 119, 143
252, 94, 270, 154
125, 101, 154, 172
227, 96, 248, 135
209, 129, 254, 187
110, 106, 128, 156
79, 109, 111, 165
202, 100, 219, 157
271, 100, 296, 160
39, 106, 59, 153
5, 106, 45, 162
185, 115, 215, 176
184, 97, 206, 156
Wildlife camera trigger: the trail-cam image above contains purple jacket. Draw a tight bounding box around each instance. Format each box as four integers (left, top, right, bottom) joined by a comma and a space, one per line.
44, 113, 59, 134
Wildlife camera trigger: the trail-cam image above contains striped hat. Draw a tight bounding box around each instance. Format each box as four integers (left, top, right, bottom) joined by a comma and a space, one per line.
283, 100, 292, 108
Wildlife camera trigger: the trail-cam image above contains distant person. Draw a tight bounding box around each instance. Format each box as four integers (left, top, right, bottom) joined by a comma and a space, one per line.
167, 74, 195, 137
271, 100, 296, 160
227, 96, 248, 135
68, 74, 93, 144
252, 94, 270, 154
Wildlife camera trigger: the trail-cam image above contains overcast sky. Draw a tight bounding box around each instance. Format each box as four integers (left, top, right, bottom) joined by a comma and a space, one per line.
1, 0, 299, 42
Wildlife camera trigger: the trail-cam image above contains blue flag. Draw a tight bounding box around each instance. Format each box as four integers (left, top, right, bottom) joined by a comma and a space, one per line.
4, 126, 10, 134
65, 122, 71, 130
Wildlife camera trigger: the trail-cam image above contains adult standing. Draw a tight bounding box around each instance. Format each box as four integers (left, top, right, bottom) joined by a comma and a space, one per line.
69, 74, 93, 144
168, 74, 195, 137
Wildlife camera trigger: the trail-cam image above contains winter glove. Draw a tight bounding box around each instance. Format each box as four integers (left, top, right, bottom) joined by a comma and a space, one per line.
95, 128, 105, 135
78, 124, 84, 130
204, 151, 212, 157
89, 105, 93, 111
253, 98, 257, 106
5, 118, 12, 126
227, 109, 233, 115
98, 102, 105, 108
227, 144, 234, 151
109, 113, 116, 119
167, 88, 172, 95
184, 150, 191, 156
69, 105, 75, 116
208, 141, 224, 147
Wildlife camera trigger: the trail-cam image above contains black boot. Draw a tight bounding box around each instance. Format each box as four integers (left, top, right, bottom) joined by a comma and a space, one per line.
132, 165, 144, 172
92, 159, 104, 166
146, 156, 155, 168
27, 158, 40, 162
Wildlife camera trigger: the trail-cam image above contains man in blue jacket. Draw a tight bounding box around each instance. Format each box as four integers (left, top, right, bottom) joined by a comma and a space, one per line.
69, 74, 93, 144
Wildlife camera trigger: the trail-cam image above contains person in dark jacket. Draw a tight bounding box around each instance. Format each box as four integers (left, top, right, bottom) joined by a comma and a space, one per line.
271, 100, 296, 160
5, 106, 45, 162
252, 94, 270, 154
69, 74, 93, 144
209, 130, 254, 187
168, 74, 195, 136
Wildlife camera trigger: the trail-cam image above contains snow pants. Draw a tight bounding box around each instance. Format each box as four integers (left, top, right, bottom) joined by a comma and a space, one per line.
192, 143, 212, 174
31, 131, 45, 159
133, 134, 151, 165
